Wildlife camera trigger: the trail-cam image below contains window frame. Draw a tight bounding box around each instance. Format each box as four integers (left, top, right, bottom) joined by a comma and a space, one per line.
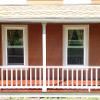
2, 25, 28, 66
63, 25, 89, 67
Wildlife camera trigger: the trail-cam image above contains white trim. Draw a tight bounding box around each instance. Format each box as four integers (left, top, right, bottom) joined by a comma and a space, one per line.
2, 25, 28, 66
0, 18, 100, 23
63, 25, 89, 67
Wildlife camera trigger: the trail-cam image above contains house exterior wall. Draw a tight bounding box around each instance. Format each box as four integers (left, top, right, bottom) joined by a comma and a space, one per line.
0, 23, 100, 66
46, 24, 62, 65
28, 23, 62, 66
0, 25, 2, 65
28, 23, 100, 66
28, 24, 42, 65
89, 23, 100, 66
0, 23, 100, 80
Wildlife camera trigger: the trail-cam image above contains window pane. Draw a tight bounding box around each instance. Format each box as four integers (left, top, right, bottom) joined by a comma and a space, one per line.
68, 48, 84, 65
68, 30, 84, 46
7, 48, 24, 65
7, 30, 23, 46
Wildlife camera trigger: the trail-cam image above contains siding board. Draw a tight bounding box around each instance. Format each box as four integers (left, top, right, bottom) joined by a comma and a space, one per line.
28, 24, 42, 65
89, 24, 100, 66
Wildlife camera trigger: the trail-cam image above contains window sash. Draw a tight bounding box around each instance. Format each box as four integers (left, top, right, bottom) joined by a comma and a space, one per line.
6, 28, 24, 65
67, 29, 84, 65
7, 48, 24, 65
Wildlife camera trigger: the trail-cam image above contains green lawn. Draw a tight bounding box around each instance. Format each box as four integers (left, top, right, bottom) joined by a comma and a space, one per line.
41, 98, 100, 100
3, 98, 100, 100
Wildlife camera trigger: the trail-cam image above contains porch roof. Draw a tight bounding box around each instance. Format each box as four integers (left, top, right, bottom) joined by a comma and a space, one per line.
0, 4, 100, 23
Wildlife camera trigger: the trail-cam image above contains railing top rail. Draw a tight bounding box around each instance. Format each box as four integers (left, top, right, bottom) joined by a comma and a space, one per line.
0, 66, 44, 69
46, 66, 100, 69
0, 65, 100, 69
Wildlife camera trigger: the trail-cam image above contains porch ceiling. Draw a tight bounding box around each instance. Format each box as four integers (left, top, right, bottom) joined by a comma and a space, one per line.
0, 4, 100, 23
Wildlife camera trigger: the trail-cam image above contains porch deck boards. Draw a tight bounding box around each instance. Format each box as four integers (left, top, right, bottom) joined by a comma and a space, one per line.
0, 80, 100, 86
0, 80, 100, 93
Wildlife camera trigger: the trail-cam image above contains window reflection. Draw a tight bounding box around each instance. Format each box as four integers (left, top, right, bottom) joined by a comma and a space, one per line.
7, 30, 23, 46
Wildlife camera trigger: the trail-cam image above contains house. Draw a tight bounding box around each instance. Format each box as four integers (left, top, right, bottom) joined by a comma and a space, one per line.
0, 0, 100, 94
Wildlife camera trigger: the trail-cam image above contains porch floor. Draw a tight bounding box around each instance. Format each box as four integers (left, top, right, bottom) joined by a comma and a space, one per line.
0, 80, 100, 86
0, 80, 100, 93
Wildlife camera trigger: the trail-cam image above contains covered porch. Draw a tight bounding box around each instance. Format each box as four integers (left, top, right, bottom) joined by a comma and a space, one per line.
0, 5, 100, 93
0, 66, 100, 93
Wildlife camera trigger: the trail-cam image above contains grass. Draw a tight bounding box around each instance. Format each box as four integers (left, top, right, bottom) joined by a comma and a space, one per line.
1, 98, 100, 100
40, 98, 100, 100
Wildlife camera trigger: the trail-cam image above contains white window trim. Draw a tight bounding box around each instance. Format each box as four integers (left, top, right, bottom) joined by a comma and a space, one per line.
2, 25, 28, 67
63, 25, 89, 67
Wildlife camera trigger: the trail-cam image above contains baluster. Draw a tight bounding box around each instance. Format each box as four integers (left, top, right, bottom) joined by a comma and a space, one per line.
76, 69, 78, 86
1, 68, 3, 86
67, 68, 69, 86
96, 68, 98, 87
62, 68, 64, 86
81, 69, 83, 86
35, 68, 36, 86
91, 68, 93, 86
25, 69, 27, 86
11, 69, 13, 86
39, 68, 41, 86
57, 67, 59, 86
48, 68, 50, 86
86, 68, 88, 86
72, 69, 74, 86
16, 69, 18, 86
29, 68, 31, 87
53, 68, 54, 86
21, 68, 22, 86
6, 69, 8, 86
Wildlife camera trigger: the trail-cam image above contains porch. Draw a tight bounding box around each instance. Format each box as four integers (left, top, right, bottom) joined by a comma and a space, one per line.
0, 66, 100, 92
0, 5, 100, 93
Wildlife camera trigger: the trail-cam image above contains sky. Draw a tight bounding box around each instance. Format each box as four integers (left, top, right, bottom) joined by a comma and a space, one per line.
0, 0, 91, 4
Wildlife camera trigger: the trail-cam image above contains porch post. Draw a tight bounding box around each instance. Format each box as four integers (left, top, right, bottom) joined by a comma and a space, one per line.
42, 23, 47, 92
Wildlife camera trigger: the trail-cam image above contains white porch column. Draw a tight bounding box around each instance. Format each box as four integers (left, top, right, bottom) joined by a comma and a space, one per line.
42, 23, 47, 92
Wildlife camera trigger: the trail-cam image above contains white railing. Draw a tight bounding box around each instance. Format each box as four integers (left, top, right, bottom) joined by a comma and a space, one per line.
0, 66, 43, 89
0, 66, 100, 92
46, 66, 100, 92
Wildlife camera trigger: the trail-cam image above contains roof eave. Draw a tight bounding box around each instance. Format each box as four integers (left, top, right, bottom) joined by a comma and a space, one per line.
0, 18, 100, 23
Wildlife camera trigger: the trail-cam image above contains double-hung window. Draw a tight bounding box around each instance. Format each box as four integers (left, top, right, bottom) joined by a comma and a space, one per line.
2, 25, 28, 66
63, 25, 89, 66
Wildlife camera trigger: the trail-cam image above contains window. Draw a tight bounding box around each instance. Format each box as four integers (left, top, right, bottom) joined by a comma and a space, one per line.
63, 25, 89, 66
2, 25, 28, 66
